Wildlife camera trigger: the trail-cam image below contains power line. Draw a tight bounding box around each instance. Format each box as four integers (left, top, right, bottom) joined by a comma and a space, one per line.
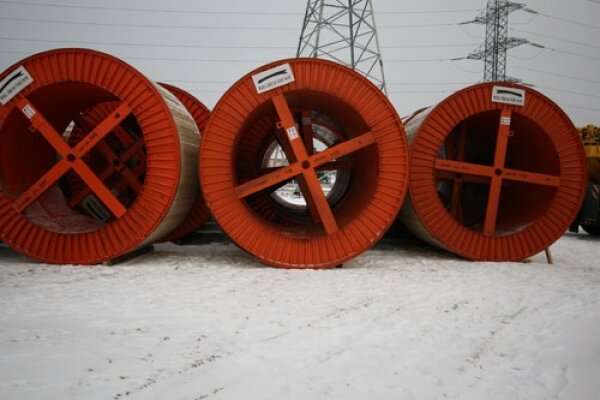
2, 43, 597, 100
509, 64, 600, 85
375, 9, 480, 14
0, 35, 478, 51
0, 50, 268, 63
510, 48, 547, 61
168, 89, 224, 93
400, 82, 600, 98
95, 56, 271, 63
0, 50, 32, 56
0, 16, 299, 30
385, 58, 456, 63
174, 85, 600, 108
8, 34, 594, 66
560, 103, 600, 113
387, 82, 474, 86
0, 15, 469, 31
545, 46, 600, 62
0, 49, 462, 64
0, 0, 301, 16
457, 24, 485, 39
535, 11, 600, 32
139, 79, 230, 84
156, 80, 475, 87
537, 86, 600, 99
389, 90, 456, 94
0, 35, 295, 50
379, 22, 461, 28
382, 43, 480, 49
512, 46, 600, 63
450, 60, 482, 74
0, 1, 478, 16
511, 28, 600, 51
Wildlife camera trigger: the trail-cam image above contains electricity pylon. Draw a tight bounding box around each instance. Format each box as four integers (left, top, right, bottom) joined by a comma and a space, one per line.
462, 0, 534, 82
297, 0, 388, 94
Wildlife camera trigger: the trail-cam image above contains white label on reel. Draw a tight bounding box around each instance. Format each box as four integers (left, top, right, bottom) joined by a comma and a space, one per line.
491, 86, 526, 107
21, 104, 36, 119
0, 66, 34, 105
286, 126, 299, 141
252, 63, 295, 94
500, 116, 512, 126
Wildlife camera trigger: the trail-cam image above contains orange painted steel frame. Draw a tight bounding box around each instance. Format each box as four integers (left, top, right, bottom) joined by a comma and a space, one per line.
200, 58, 409, 269
234, 111, 353, 228
66, 102, 146, 218
0, 49, 196, 264
403, 82, 588, 261
158, 83, 211, 242
65, 83, 211, 243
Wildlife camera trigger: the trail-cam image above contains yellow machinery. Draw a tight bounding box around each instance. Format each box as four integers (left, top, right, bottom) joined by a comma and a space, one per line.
579, 125, 600, 183
570, 125, 600, 235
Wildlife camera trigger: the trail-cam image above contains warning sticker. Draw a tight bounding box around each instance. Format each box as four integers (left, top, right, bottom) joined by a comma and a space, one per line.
286, 126, 299, 141
0, 66, 34, 105
252, 63, 295, 94
492, 86, 526, 107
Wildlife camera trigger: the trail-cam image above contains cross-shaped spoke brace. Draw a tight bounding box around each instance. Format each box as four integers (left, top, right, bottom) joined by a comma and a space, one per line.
66, 114, 146, 209
234, 94, 375, 235
433, 108, 561, 236
11, 97, 133, 219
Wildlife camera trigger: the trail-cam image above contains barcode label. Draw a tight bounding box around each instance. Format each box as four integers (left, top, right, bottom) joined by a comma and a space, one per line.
286, 126, 299, 140
21, 104, 36, 119
252, 63, 295, 94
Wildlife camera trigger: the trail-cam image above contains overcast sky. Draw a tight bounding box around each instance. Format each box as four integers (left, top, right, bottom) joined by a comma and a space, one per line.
0, 0, 598, 125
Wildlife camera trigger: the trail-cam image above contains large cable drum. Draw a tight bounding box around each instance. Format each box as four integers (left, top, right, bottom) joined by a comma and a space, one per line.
66, 83, 210, 243
200, 58, 409, 269
400, 82, 588, 261
0, 49, 200, 264
156, 83, 211, 242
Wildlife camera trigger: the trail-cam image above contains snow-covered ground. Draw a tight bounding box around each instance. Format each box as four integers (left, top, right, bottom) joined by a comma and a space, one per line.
0, 232, 599, 400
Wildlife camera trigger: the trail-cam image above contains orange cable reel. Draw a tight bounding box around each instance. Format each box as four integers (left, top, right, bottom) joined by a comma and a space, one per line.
200, 58, 410, 269
0, 49, 200, 264
400, 83, 588, 261
66, 83, 212, 243
157, 83, 211, 243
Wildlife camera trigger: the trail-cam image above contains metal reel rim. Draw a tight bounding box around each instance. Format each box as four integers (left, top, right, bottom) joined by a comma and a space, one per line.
200, 58, 409, 268
407, 82, 588, 261
0, 48, 186, 264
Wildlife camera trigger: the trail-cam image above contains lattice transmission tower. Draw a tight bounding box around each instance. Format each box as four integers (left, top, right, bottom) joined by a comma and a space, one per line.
297, 0, 387, 94
463, 0, 533, 82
